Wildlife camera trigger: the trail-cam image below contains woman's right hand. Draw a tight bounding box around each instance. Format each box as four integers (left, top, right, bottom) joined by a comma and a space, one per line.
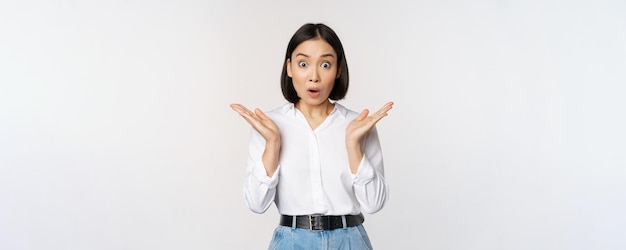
230, 104, 280, 144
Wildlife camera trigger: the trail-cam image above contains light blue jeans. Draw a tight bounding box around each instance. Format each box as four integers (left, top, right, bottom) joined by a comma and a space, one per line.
268, 225, 373, 250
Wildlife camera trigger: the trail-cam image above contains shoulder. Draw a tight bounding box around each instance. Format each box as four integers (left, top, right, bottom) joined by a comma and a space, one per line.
264, 102, 294, 119
334, 102, 360, 120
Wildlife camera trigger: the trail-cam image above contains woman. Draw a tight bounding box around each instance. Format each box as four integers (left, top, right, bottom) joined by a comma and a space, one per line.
230, 23, 392, 250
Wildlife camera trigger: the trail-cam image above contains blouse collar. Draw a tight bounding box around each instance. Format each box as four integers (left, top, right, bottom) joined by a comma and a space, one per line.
282, 102, 348, 119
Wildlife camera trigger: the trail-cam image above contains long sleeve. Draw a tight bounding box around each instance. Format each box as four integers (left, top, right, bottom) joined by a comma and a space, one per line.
352, 126, 389, 214
242, 129, 280, 214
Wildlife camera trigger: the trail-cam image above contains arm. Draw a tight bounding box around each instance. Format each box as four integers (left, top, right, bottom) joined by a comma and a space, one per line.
351, 127, 388, 214
231, 104, 281, 213
346, 102, 393, 213
230, 104, 280, 176
242, 129, 280, 213
346, 102, 392, 173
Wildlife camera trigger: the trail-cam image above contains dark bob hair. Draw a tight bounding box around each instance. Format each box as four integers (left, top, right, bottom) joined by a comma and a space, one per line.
281, 23, 349, 103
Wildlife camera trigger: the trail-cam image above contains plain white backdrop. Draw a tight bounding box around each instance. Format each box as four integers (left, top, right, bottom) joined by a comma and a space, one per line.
1, 0, 625, 249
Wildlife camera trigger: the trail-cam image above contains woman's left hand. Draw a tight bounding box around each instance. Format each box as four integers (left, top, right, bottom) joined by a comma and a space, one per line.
346, 102, 393, 143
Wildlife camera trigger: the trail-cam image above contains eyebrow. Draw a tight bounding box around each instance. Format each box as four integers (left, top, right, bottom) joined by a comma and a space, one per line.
295, 53, 335, 58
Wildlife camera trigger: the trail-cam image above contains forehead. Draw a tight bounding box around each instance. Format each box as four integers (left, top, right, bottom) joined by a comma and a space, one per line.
292, 38, 337, 57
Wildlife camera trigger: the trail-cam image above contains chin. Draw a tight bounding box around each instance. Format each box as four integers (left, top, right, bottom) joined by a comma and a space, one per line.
298, 97, 327, 106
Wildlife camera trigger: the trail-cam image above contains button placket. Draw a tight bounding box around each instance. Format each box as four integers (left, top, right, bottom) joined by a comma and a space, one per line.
309, 131, 326, 212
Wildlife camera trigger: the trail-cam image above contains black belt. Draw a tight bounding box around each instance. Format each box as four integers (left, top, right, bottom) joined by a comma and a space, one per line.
279, 213, 364, 232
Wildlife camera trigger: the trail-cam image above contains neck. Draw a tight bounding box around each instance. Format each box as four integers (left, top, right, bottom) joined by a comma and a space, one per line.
295, 100, 334, 118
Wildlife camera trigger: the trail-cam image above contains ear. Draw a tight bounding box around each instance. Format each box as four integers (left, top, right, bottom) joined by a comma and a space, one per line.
336, 66, 341, 79
286, 59, 292, 77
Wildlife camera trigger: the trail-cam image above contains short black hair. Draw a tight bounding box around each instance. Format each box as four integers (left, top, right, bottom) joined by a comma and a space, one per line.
281, 23, 349, 103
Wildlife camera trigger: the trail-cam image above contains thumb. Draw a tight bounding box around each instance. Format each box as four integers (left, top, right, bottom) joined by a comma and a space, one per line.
356, 109, 369, 121
254, 108, 267, 119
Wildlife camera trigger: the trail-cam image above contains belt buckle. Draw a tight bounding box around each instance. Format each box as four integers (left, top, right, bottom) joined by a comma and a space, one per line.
309, 214, 323, 232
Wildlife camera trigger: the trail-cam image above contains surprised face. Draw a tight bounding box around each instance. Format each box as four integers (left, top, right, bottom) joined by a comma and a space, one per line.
287, 38, 339, 107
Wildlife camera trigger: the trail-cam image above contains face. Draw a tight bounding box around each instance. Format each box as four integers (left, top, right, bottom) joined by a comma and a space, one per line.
287, 38, 339, 107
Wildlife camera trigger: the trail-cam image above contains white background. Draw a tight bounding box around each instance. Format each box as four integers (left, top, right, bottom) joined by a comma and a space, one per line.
1, 0, 625, 249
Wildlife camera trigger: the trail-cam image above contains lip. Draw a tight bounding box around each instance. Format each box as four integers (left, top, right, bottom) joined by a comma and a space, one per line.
307, 87, 321, 98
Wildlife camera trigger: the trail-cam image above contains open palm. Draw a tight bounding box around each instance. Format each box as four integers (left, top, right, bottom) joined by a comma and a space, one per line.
230, 104, 280, 143
346, 102, 393, 143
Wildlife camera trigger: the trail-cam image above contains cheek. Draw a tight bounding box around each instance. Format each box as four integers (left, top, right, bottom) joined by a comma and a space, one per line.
291, 76, 307, 91
291, 70, 307, 81
323, 72, 337, 83
292, 74, 306, 86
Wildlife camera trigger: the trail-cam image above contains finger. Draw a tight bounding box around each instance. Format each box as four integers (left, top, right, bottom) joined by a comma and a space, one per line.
370, 102, 393, 119
231, 104, 256, 118
369, 102, 393, 123
230, 103, 247, 111
231, 104, 263, 128
254, 108, 268, 120
238, 112, 259, 126
356, 109, 369, 121
377, 102, 393, 114
383, 101, 394, 110
230, 104, 248, 114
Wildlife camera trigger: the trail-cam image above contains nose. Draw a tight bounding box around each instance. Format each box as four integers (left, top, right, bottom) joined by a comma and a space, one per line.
308, 67, 320, 83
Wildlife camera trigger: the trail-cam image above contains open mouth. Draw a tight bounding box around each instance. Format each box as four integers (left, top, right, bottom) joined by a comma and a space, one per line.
307, 87, 320, 93
307, 88, 321, 98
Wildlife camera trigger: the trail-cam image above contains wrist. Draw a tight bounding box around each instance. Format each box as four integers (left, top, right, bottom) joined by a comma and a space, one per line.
345, 139, 361, 150
266, 140, 281, 148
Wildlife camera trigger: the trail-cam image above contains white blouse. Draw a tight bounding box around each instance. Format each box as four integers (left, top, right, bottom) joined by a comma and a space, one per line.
243, 102, 388, 216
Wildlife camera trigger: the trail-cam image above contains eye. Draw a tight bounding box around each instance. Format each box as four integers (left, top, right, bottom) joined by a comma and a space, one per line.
299, 61, 308, 67
321, 62, 331, 68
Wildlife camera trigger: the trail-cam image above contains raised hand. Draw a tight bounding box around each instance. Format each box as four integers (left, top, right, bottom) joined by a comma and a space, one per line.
230, 104, 280, 144
346, 102, 393, 144
345, 102, 393, 174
